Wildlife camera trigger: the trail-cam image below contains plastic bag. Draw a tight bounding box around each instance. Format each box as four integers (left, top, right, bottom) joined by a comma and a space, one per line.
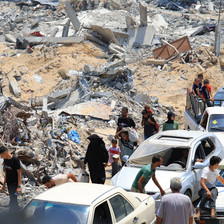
124, 127, 139, 142
78, 169, 89, 183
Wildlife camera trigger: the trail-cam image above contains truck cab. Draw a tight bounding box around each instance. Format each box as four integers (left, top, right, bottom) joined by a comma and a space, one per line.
184, 91, 224, 133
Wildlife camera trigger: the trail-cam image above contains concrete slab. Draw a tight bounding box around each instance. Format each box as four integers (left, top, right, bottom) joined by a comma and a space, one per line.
151, 14, 168, 31
91, 25, 120, 45
62, 19, 70, 37
128, 25, 155, 47
8, 76, 21, 98
54, 101, 112, 120
25, 36, 83, 45
139, 2, 147, 27
5, 34, 17, 43
64, 1, 80, 31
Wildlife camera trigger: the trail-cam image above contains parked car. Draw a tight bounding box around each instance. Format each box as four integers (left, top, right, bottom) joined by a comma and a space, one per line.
111, 130, 224, 202
214, 86, 224, 107
22, 182, 156, 224
195, 159, 224, 224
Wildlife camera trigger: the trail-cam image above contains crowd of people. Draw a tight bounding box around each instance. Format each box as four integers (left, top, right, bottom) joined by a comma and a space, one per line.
192, 73, 214, 107
1, 95, 223, 223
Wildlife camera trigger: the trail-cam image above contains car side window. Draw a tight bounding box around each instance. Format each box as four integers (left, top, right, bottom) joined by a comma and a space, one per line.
109, 195, 134, 222
195, 144, 205, 161
201, 138, 215, 157
93, 201, 112, 224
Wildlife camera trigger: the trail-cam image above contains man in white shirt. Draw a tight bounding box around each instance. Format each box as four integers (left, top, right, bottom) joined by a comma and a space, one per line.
42, 173, 78, 188
156, 177, 194, 224
197, 156, 224, 218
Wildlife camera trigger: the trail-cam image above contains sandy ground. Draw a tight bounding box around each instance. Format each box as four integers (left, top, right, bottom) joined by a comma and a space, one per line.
0, 42, 107, 101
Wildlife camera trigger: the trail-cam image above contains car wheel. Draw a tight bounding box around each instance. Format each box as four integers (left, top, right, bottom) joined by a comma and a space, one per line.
184, 190, 192, 200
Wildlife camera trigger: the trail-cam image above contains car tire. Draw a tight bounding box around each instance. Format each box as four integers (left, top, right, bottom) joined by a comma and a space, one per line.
184, 190, 192, 199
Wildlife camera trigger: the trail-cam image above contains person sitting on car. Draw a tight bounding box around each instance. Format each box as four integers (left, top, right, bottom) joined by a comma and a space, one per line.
196, 156, 224, 219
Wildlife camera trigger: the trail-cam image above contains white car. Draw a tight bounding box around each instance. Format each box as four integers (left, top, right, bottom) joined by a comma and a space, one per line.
112, 130, 224, 201
22, 182, 156, 224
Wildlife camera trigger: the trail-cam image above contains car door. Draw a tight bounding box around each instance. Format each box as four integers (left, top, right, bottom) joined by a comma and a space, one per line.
191, 137, 217, 199
108, 194, 140, 224
187, 141, 203, 200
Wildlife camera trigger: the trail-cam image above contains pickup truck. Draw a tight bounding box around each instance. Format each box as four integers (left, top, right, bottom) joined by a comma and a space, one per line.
184, 92, 224, 133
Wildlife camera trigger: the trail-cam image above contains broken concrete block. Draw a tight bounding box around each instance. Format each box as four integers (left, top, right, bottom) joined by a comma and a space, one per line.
109, 43, 125, 55
126, 15, 136, 29
50, 27, 59, 37
8, 76, 21, 98
24, 36, 83, 45
134, 93, 151, 104
64, 1, 80, 30
139, 2, 147, 27
196, 64, 205, 73
86, 33, 108, 47
62, 19, 70, 37
128, 25, 155, 47
58, 69, 70, 79
151, 14, 168, 31
5, 34, 17, 43
110, 0, 121, 10
110, 100, 116, 110
115, 82, 123, 90
31, 18, 39, 29
91, 25, 120, 46
146, 58, 165, 66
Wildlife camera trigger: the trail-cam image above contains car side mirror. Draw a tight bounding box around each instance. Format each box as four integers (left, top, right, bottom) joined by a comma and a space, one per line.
193, 162, 206, 169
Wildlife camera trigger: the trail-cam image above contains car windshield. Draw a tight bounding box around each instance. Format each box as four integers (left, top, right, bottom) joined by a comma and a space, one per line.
23, 199, 90, 224
208, 114, 224, 132
129, 145, 190, 171
214, 92, 224, 106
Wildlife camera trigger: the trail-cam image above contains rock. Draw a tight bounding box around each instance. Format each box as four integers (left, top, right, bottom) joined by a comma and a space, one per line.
58, 69, 70, 79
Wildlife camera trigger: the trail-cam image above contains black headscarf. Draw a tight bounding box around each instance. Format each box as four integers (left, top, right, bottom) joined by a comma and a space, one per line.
165, 111, 176, 124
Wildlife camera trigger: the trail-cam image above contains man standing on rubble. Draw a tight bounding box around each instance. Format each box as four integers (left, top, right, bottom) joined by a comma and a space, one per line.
0, 145, 22, 211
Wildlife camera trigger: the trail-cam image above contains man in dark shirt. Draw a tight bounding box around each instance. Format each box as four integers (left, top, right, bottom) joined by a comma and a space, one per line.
141, 110, 157, 140
116, 107, 136, 134
0, 145, 22, 211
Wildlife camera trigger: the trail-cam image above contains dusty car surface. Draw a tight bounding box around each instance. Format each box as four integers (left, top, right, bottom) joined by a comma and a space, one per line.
23, 182, 156, 224
112, 130, 224, 201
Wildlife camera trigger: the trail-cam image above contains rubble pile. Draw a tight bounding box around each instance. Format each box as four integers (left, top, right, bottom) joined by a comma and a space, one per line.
0, 0, 223, 209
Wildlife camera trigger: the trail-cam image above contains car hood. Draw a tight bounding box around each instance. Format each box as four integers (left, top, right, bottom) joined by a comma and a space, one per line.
112, 166, 184, 193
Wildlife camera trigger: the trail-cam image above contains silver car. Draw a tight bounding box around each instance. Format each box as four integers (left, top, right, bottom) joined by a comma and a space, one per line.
112, 130, 224, 201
